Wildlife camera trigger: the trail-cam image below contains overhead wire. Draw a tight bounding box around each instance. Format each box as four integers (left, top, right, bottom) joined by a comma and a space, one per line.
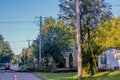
0, 20, 40, 54
8, 40, 29, 43
0, 21, 35, 24
0, 29, 38, 31
25, 23, 39, 43
0, 20, 39, 44
0, 20, 39, 39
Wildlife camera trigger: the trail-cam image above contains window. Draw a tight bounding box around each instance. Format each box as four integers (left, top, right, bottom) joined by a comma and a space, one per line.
101, 54, 107, 64
116, 55, 120, 60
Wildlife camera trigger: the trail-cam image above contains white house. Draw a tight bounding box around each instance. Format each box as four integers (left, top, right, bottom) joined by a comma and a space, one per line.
98, 48, 120, 69
63, 44, 78, 68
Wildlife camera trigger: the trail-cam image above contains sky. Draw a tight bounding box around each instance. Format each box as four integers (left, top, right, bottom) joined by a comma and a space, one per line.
0, 0, 120, 54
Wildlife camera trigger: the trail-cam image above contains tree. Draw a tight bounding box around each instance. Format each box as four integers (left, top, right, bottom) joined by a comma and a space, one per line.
94, 17, 120, 49
20, 48, 28, 65
75, 0, 82, 80
59, 0, 112, 75
0, 34, 14, 63
32, 17, 74, 68
32, 36, 39, 63
11, 54, 21, 64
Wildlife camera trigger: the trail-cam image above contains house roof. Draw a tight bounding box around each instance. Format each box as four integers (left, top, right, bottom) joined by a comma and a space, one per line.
99, 47, 120, 55
105, 47, 120, 50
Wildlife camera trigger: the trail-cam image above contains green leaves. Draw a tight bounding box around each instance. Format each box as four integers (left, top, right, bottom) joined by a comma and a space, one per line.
0, 34, 13, 63
31, 17, 76, 67
94, 17, 120, 49
59, 0, 112, 40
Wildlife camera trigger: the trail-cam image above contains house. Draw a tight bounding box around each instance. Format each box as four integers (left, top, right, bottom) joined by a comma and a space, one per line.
63, 44, 78, 68
98, 48, 120, 69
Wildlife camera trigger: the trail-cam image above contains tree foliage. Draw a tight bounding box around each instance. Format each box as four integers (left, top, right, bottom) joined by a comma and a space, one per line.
59, 0, 112, 29
94, 17, 120, 49
32, 17, 75, 68
59, 0, 112, 75
0, 34, 14, 63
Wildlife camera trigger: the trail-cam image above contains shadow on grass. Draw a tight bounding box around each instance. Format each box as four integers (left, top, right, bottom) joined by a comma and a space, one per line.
82, 72, 110, 80
82, 71, 120, 80
64, 72, 110, 80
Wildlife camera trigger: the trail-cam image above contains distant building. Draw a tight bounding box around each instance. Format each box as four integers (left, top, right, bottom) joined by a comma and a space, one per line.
63, 44, 78, 68
98, 48, 120, 69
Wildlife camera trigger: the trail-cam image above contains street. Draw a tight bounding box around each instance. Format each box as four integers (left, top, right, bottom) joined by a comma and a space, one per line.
0, 70, 41, 80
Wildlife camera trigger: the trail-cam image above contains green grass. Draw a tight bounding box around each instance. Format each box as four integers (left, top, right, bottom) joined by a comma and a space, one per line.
33, 70, 120, 80
33, 72, 79, 80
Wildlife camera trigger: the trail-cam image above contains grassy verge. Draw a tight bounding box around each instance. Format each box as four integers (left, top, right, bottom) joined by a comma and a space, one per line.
33, 72, 88, 80
33, 70, 120, 80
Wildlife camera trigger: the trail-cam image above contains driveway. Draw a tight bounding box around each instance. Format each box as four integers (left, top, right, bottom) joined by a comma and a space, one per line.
0, 70, 41, 80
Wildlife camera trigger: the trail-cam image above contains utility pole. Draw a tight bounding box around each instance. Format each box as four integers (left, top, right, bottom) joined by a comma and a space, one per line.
23, 49, 25, 67
39, 16, 42, 62
27, 40, 30, 48
35, 16, 42, 63
27, 40, 31, 65
75, 0, 82, 80
39, 16, 42, 60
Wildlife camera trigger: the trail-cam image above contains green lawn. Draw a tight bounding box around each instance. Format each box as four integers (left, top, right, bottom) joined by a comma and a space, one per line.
33, 72, 80, 80
33, 70, 120, 80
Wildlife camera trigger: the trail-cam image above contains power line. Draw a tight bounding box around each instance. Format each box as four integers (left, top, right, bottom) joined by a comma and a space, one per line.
7, 40, 33, 43
8, 41, 26, 42
0, 21, 35, 24
0, 29, 38, 31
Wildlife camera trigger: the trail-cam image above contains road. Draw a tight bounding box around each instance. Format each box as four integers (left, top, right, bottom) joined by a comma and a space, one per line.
0, 70, 41, 80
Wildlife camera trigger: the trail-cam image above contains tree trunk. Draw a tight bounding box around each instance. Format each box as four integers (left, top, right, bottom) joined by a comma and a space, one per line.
87, 27, 98, 74
75, 0, 82, 80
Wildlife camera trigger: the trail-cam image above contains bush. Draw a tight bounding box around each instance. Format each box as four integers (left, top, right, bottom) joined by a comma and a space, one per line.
98, 65, 114, 72
37, 56, 57, 72
20, 65, 27, 72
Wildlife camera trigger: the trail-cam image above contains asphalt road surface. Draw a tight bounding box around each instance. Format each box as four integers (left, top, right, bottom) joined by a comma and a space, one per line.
0, 70, 41, 80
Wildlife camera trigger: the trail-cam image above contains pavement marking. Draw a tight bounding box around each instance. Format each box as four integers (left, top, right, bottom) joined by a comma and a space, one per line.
14, 72, 18, 80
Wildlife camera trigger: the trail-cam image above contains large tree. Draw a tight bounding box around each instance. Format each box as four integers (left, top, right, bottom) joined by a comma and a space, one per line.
75, 0, 82, 79
32, 17, 74, 67
59, 0, 112, 75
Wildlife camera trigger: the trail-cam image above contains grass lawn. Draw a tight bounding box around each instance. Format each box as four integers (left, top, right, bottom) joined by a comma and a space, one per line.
33, 70, 120, 80
33, 72, 80, 80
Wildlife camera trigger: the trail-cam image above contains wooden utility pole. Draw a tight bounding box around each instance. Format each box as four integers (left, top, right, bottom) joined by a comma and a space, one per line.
39, 16, 42, 62
35, 16, 42, 63
75, 0, 82, 80
27, 40, 31, 65
28, 40, 30, 48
